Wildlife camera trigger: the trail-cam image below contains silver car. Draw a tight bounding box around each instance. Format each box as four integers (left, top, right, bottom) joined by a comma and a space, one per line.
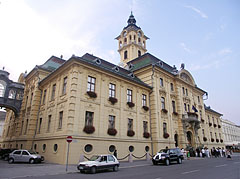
8, 150, 44, 164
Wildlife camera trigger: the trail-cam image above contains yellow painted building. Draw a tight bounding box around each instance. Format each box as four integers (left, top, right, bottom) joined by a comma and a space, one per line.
1, 13, 224, 164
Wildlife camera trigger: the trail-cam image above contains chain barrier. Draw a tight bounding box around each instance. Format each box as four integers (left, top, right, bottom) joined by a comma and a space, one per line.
132, 153, 147, 159
117, 154, 130, 161
84, 156, 91, 161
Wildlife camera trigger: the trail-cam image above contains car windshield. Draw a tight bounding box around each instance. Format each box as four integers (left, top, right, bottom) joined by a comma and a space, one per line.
89, 155, 101, 161
28, 151, 37, 155
159, 149, 169, 153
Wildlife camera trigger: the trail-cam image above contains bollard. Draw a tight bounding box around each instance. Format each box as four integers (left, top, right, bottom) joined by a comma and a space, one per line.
128, 153, 133, 163
79, 154, 85, 163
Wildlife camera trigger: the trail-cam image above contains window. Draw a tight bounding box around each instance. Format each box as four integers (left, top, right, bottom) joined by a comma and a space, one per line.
187, 104, 190, 112
138, 50, 141, 57
87, 76, 96, 92
43, 144, 46, 152
202, 129, 205, 136
47, 115, 51, 132
198, 96, 200, 103
38, 118, 42, 133
42, 90, 47, 104
85, 111, 94, 126
160, 78, 164, 87
8, 89, 16, 99
134, 35, 136, 40
184, 103, 187, 112
163, 122, 167, 134
129, 146, 134, 152
30, 92, 33, 105
128, 118, 133, 130
127, 89, 132, 102
108, 155, 115, 161
20, 121, 24, 135
24, 119, 28, 135
142, 94, 147, 106
161, 97, 165, 109
26, 96, 28, 107
182, 87, 185, 95
58, 111, 63, 129
109, 83, 116, 97
170, 83, 174, 91
84, 144, 93, 153
143, 121, 148, 133
124, 38, 127, 43
62, 77, 67, 95
185, 89, 188, 96
200, 110, 202, 119
138, 38, 141, 43
51, 84, 56, 100
208, 115, 210, 123
54, 144, 58, 152
13, 151, 21, 155
212, 117, 215, 124
109, 115, 115, 129
172, 101, 176, 113
0, 83, 5, 97
124, 50, 128, 59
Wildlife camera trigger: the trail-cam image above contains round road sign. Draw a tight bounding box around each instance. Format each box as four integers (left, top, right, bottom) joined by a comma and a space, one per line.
66, 136, 73, 143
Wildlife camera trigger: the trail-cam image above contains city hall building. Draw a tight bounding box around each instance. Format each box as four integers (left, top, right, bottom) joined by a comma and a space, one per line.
1, 13, 224, 164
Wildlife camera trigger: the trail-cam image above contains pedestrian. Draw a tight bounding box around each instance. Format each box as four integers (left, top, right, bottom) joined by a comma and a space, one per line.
222, 147, 226, 157
114, 149, 117, 158
187, 150, 190, 160
201, 148, 205, 158
226, 149, 231, 159
205, 148, 210, 158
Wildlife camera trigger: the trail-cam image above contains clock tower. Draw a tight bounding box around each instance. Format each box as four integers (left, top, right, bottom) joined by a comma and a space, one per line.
116, 12, 149, 65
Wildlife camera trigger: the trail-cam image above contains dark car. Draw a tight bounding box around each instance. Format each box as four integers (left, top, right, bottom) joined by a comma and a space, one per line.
152, 148, 184, 166
1, 149, 17, 161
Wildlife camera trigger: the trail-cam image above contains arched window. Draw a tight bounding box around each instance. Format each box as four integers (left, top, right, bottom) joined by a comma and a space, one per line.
8, 89, 16, 99
124, 38, 127, 43
138, 38, 141, 43
129, 35, 132, 40
0, 83, 5, 97
161, 97, 165, 109
124, 50, 128, 59
138, 50, 141, 57
134, 35, 136, 40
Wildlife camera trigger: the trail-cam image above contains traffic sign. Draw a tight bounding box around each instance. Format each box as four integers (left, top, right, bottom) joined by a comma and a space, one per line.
66, 136, 73, 143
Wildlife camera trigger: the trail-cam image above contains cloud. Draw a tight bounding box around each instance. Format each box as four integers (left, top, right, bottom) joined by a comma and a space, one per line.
180, 42, 191, 53
218, 48, 232, 55
185, 5, 208, 19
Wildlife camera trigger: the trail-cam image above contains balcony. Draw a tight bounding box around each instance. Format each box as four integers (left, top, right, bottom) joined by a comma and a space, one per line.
182, 112, 199, 123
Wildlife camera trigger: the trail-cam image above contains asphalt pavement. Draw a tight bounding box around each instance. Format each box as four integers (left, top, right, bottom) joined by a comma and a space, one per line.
0, 153, 239, 179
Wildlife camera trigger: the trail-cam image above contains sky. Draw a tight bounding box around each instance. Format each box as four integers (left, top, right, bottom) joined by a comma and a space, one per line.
0, 0, 239, 125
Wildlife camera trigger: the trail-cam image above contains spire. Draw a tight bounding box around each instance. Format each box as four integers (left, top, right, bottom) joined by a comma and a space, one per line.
127, 11, 136, 25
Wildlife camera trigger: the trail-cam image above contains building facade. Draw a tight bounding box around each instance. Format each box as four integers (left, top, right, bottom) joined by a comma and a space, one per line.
222, 119, 240, 149
1, 13, 224, 164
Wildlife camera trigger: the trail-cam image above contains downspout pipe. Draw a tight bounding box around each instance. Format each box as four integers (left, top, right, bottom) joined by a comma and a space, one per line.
149, 64, 155, 156
31, 73, 42, 150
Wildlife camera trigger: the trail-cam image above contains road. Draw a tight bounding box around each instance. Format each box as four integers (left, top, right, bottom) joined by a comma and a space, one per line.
0, 155, 239, 179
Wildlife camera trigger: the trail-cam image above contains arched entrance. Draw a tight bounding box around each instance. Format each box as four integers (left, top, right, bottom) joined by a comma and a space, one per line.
187, 131, 193, 146
174, 134, 178, 147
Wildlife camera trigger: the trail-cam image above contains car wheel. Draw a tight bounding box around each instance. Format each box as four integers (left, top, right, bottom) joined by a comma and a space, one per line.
152, 161, 157, 165
29, 159, 35, 164
90, 166, 96, 174
8, 158, 14, 164
165, 159, 170, 166
177, 158, 182, 164
113, 165, 118, 172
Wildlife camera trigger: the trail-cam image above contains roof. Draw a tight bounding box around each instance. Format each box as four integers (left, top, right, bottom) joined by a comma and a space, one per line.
204, 105, 223, 116
128, 52, 178, 75
39, 56, 65, 72
39, 53, 152, 89
78, 53, 152, 89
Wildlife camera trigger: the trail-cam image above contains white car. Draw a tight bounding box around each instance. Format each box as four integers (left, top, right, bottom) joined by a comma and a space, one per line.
77, 154, 119, 174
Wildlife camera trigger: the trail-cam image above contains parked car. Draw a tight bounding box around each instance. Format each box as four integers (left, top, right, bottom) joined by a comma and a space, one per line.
77, 154, 119, 174
1, 149, 17, 161
8, 150, 44, 164
152, 148, 184, 166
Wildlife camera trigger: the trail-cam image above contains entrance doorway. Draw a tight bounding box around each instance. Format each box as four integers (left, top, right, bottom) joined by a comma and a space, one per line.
187, 131, 193, 146
174, 134, 178, 147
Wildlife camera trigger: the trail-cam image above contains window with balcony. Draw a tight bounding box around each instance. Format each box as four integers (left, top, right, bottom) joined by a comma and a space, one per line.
109, 83, 116, 98
142, 94, 147, 106
127, 89, 132, 102
161, 97, 165, 109
87, 76, 95, 92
